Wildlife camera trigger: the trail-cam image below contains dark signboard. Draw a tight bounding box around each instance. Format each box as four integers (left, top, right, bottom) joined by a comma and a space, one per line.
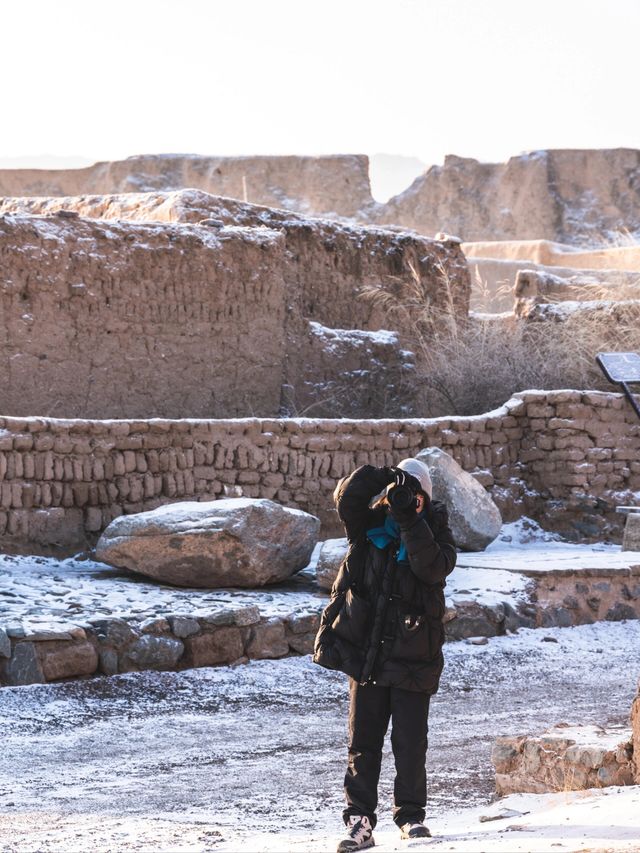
596, 352, 640, 421
596, 352, 640, 384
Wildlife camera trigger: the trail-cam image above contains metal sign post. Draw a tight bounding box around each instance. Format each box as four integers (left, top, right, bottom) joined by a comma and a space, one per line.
595, 352, 640, 421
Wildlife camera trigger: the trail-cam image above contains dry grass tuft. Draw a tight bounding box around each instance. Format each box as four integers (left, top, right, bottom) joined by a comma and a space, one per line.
361, 263, 640, 418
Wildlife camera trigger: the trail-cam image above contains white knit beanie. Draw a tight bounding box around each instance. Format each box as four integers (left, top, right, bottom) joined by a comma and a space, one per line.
397, 458, 433, 499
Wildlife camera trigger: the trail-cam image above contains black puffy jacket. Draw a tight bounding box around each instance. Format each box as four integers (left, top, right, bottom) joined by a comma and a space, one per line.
313, 465, 457, 693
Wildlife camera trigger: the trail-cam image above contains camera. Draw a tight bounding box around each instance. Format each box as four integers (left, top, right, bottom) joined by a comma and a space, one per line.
387, 483, 417, 512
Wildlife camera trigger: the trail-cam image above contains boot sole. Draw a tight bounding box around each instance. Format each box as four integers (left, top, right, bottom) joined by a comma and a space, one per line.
337, 838, 375, 852
400, 829, 431, 840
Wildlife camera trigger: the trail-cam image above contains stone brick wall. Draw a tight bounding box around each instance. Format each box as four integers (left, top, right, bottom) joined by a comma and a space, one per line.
0, 606, 322, 686
0, 389, 638, 554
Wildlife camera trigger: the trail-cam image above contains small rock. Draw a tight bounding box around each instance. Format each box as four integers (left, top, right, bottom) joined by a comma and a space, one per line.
465, 636, 488, 646
139, 617, 170, 634
121, 635, 184, 671
287, 632, 315, 655
0, 628, 11, 659
233, 606, 261, 627
183, 627, 243, 667
246, 618, 289, 660
5, 642, 45, 685
198, 611, 236, 628
605, 603, 636, 621
285, 612, 321, 635
542, 636, 559, 643
88, 617, 138, 650
168, 615, 200, 638
38, 640, 98, 681
99, 648, 118, 676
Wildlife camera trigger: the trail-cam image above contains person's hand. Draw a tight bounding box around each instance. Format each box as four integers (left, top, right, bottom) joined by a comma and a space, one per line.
390, 468, 422, 493
425, 500, 448, 534
387, 471, 420, 527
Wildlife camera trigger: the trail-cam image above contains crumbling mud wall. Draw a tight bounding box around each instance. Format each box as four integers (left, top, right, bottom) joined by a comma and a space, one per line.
0, 189, 471, 328
462, 239, 640, 271
0, 154, 374, 218
0, 194, 470, 419
5, 148, 640, 244
0, 215, 288, 419
0, 390, 638, 554
375, 148, 640, 244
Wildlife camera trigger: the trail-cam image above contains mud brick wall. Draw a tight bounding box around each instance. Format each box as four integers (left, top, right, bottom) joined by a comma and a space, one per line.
0, 200, 470, 421
0, 191, 471, 329
0, 154, 375, 218
0, 215, 287, 419
0, 388, 638, 554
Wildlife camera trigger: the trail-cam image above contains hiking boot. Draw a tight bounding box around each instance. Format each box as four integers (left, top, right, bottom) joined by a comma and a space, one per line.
337, 815, 375, 852
400, 821, 431, 839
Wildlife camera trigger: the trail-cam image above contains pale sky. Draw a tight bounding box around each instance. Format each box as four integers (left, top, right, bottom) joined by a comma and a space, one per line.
2, 0, 639, 177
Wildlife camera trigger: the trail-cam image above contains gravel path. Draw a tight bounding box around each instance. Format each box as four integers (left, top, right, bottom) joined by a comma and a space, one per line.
0, 620, 638, 851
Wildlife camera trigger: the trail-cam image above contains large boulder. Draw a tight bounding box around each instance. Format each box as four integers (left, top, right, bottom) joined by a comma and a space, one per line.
415, 447, 502, 550
316, 538, 348, 590
95, 498, 320, 588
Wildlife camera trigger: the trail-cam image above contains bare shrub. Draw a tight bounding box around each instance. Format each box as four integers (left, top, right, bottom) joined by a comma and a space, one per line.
361, 264, 640, 418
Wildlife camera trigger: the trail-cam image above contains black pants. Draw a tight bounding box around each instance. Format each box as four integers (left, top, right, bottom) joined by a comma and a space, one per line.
343, 679, 430, 829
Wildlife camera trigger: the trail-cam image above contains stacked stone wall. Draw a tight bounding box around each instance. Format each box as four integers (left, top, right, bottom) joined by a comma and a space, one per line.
0, 389, 638, 553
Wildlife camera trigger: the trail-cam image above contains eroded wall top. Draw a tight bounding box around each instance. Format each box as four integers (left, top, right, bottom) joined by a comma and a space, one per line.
0, 154, 374, 219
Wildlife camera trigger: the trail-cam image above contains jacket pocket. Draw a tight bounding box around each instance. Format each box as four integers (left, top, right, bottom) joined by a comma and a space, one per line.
331, 587, 370, 646
393, 604, 443, 662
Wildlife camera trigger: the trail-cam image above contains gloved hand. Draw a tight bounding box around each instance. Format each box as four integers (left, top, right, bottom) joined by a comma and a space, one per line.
390, 468, 422, 493
387, 469, 422, 528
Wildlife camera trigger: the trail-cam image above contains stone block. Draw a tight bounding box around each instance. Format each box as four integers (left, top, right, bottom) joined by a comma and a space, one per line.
622, 512, 640, 551
168, 615, 200, 638
233, 606, 261, 627
120, 635, 184, 671
87, 617, 138, 650
183, 626, 243, 667
285, 612, 321, 635
246, 618, 289, 659
37, 640, 98, 681
5, 642, 45, 685
287, 632, 315, 655
0, 628, 10, 658
139, 617, 171, 634
99, 648, 118, 676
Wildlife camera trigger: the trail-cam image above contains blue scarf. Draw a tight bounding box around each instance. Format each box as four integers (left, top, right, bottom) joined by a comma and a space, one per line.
367, 514, 413, 563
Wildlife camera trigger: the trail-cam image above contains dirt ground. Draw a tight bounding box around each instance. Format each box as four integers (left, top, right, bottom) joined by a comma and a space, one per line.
0, 621, 638, 852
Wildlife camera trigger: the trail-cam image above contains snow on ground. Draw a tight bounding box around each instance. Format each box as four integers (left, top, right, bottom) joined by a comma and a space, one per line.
456, 517, 633, 575
0, 519, 634, 631
1, 620, 638, 851
0, 550, 326, 629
